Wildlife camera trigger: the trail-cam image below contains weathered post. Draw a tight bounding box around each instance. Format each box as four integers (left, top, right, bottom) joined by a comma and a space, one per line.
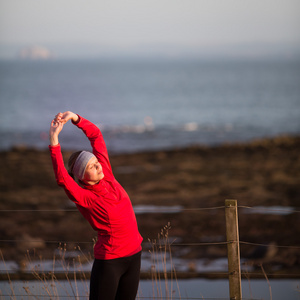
225, 199, 242, 300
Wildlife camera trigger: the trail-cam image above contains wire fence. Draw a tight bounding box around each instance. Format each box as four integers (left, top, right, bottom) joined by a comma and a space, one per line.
0, 205, 299, 248
0, 204, 299, 299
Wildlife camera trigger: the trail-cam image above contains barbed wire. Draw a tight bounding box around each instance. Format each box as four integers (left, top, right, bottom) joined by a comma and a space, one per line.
238, 205, 300, 214
239, 241, 300, 249
0, 239, 299, 250
0, 207, 225, 213
182, 206, 225, 211
0, 205, 299, 214
0, 206, 226, 212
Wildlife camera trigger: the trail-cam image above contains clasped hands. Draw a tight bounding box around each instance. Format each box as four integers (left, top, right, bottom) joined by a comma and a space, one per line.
49, 111, 78, 145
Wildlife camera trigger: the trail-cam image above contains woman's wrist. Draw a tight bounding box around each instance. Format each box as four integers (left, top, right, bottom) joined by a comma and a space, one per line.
50, 134, 59, 146
72, 113, 80, 124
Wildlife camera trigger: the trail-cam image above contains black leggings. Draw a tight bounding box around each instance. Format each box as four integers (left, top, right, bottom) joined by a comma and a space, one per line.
89, 251, 141, 300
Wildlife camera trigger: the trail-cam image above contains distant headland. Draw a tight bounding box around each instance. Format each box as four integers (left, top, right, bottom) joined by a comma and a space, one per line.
17, 45, 54, 60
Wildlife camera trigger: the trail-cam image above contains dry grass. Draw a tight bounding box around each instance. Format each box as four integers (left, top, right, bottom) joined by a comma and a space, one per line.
146, 222, 181, 300
1, 245, 91, 299
0, 225, 182, 300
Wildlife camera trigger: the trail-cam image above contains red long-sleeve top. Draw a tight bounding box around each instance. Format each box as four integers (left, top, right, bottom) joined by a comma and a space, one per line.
49, 116, 143, 260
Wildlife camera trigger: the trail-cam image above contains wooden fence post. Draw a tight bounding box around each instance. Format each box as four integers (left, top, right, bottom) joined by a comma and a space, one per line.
225, 199, 242, 300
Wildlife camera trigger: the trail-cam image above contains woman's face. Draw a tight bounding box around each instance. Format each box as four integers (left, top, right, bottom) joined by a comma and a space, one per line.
83, 157, 104, 185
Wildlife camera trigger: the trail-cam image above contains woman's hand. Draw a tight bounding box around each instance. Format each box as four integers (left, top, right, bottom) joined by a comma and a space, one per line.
49, 119, 64, 146
50, 111, 79, 145
55, 111, 79, 124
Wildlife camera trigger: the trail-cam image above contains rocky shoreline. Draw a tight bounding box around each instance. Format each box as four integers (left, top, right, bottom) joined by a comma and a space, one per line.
1, 135, 300, 276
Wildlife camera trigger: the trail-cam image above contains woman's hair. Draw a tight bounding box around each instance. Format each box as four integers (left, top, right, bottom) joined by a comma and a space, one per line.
68, 151, 83, 179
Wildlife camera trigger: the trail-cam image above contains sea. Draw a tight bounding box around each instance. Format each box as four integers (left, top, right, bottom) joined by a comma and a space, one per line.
1, 278, 299, 300
0, 57, 300, 153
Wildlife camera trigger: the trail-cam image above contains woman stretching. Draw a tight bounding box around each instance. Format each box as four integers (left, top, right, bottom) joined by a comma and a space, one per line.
49, 111, 143, 300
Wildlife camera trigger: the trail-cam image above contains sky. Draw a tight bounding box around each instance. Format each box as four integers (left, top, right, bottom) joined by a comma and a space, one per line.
0, 0, 300, 59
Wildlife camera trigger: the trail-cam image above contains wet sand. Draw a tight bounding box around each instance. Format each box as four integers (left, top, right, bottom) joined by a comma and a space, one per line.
0, 135, 299, 275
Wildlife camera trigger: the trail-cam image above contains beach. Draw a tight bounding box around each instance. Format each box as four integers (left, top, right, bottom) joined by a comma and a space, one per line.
1, 135, 300, 276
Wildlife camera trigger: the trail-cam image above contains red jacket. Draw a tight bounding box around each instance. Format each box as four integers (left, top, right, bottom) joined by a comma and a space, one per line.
49, 116, 143, 259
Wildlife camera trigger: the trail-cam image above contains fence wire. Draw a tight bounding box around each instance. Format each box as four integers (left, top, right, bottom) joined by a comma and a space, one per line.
1, 239, 300, 250
0, 205, 299, 213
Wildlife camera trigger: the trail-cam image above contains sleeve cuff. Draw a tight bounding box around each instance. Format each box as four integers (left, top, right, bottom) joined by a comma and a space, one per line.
49, 143, 61, 149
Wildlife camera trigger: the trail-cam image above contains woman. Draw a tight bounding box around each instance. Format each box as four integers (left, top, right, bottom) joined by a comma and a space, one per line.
49, 111, 143, 300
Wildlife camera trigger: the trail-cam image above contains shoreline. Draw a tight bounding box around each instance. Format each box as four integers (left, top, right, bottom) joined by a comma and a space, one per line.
1, 134, 300, 274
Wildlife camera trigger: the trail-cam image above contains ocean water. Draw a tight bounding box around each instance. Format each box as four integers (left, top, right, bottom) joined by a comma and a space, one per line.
0, 58, 299, 153
1, 279, 299, 299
